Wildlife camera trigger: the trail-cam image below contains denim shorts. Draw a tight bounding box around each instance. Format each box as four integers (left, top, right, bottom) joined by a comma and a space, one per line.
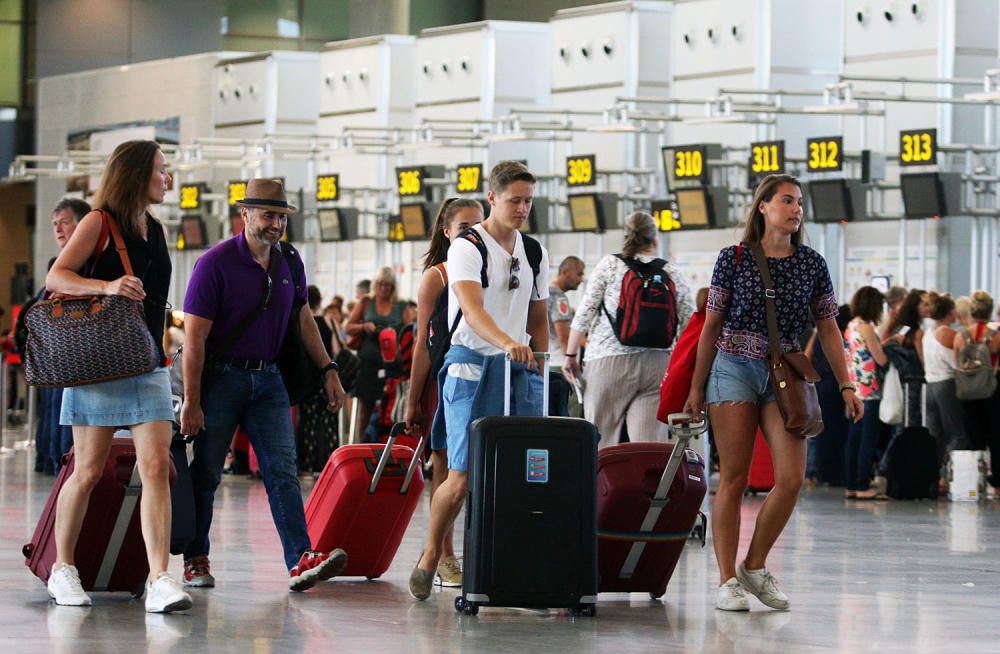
61, 366, 174, 426
443, 374, 479, 472
706, 351, 776, 405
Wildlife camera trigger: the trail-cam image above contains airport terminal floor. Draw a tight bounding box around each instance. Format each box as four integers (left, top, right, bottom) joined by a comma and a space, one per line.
2, 424, 998, 654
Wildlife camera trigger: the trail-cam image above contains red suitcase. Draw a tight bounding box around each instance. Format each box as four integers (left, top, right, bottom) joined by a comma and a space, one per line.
23, 437, 167, 597
304, 423, 424, 579
747, 429, 775, 494
597, 414, 708, 599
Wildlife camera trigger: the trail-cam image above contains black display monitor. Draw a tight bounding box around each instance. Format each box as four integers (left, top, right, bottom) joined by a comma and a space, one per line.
674, 188, 713, 228
568, 193, 605, 232
809, 179, 852, 222
900, 173, 946, 218
400, 203, 430, 240
180, 215, 208, 249
318, 208, 347, 242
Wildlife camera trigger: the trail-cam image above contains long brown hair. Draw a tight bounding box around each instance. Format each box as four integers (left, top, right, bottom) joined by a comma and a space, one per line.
740, 174, 805, 246
422, 197, 484, 270
93, 140, 162, 240
621, 211, 657, 257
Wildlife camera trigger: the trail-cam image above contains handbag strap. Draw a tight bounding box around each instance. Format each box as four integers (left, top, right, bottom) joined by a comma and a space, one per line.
208, 246, 283, 359
747, 242, 784, 361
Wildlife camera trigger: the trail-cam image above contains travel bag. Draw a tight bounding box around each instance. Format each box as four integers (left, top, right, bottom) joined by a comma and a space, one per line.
596, 414, 708, 599
883, 383, 938, 500
304, 422, 424, 579
455, 353, 599, 617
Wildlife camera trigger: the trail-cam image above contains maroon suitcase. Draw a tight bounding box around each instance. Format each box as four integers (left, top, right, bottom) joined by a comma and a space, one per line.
597, 415, 707, 599
304, 423, 424, 579
747, 429, 775, 494
23, 437, 168, 597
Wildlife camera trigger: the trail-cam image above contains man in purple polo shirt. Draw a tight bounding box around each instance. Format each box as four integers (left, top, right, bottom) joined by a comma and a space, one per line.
179, 178, 348, 592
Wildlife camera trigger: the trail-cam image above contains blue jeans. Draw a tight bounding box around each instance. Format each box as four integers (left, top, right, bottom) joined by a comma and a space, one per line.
845, 398, 882, 491
184, 362, 310, 570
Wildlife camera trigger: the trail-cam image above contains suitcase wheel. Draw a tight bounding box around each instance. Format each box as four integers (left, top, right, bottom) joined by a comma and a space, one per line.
454, 596, 479, 616
649, 592, 663, 601
22, 543, 33, 559
132, 583, 146, 600
570, 604, 596, 617
366, 576, 381, 581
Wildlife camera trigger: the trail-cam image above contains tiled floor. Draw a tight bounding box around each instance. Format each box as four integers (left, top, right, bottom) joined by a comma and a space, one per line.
2, 426, 999, 653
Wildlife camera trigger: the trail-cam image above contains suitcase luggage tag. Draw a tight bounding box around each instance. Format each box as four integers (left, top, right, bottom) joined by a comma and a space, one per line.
369, 422, 425, 495
618, 413, 707, 579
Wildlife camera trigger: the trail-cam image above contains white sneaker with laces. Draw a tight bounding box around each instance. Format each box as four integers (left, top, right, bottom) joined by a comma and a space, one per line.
736, 562, 789, 610
47, 564, 92, 606
145, 573, 193, 614
716, 577, 749, 611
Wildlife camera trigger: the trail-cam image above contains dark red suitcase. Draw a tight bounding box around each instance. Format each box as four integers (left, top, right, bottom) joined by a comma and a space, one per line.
304, 423, 424, 579
747, 429, 775, 494
23, 437, 165, 597
597, 414, 707, 598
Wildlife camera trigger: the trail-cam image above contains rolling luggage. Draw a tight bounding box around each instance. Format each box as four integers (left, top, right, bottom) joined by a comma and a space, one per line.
455, 354, 599, 617
170, 433, 196, 555
23, 437, 169, 597
596, 414, 708, 598
304, 422, 424, 579
747, 429, 775, 494
884, 384, 938, 500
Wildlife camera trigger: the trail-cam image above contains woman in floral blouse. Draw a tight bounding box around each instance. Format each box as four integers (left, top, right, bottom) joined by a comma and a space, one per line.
843, 286, 889, 499
684, 174, 863, 613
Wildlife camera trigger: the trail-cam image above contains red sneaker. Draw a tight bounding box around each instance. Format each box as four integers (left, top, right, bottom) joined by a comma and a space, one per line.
289, 549, 348, 592
183, 555, 215, 588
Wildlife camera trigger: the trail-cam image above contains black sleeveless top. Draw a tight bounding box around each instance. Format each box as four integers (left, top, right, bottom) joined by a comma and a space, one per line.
89, 212, 172, 366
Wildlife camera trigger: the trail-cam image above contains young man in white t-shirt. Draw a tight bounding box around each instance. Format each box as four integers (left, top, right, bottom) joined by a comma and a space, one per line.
409, 161, 550, 600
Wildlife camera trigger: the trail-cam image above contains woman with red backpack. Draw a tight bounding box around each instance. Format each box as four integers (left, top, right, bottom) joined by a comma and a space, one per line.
563, 211, 695, 447
404, 197, 483, 588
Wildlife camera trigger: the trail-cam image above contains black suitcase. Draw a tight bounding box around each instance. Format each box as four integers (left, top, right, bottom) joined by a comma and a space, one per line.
455, 354, 599, 617
884, 384, 939, 500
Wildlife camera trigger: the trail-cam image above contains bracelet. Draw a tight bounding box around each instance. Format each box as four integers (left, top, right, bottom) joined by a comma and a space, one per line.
565, 352, 578, 358
839, 382, 857, 393
321, 361, 340, 375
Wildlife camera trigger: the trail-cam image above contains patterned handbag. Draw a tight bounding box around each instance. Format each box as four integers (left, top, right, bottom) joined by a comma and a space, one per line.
23, 212, 159, 387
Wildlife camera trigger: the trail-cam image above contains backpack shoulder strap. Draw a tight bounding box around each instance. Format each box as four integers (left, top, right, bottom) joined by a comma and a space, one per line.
522, 234, 544, 296
457, 226, 489, 288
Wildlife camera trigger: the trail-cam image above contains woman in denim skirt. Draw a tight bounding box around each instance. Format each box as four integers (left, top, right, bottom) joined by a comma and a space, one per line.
44, 140, 191, 613
684, 174, 863, 612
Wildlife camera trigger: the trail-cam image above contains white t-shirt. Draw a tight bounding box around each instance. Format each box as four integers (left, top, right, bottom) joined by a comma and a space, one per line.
447, 224, 550, 379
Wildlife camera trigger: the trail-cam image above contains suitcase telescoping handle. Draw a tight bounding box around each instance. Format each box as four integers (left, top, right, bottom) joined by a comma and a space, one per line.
618, 412, 707, 580
502, 352, 550, 417
369, 422, 425, 495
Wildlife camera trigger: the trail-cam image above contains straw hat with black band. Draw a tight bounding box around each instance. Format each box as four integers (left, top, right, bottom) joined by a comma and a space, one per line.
235, 178, 297, 213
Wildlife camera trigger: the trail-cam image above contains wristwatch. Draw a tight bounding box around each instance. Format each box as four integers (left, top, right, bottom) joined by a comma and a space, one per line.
321, 361, 340, 376
839, 381, 857, 393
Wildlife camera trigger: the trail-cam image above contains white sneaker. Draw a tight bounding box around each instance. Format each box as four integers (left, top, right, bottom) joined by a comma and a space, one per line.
736, 562, 789, 610
47, 564, 92, 606
145, 573, 193, 614
716, 577, 749, 611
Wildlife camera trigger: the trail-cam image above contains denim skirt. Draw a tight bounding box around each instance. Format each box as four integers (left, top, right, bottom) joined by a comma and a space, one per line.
60, 367, 174, 427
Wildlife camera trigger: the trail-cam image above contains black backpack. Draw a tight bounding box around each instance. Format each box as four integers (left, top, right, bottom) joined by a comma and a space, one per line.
426, 228, 543, 379
601, 255, 678, 348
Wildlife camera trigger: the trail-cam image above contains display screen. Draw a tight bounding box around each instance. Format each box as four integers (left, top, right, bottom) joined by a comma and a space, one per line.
180, 216, 207, 249
318, 209, 345, 241
566, 155, 596, 187
674, 189, 711, 227
180, 184, 203, 211
400, 204, 428, 240
663, 144, 708, 191
899, 128, 937, 167
900, 173, 944, 218
397, 167, 423, 197
807, 136, 843, 172
228, 180, 247, 207
568, 194, 602, 232
456, 164, 483, 193
651, 199, 680, 232
316, 174, 339, 202
809, 179, 851, 222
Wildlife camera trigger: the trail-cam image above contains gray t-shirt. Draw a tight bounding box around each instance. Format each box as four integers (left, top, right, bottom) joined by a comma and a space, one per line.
548, 284, 574, 368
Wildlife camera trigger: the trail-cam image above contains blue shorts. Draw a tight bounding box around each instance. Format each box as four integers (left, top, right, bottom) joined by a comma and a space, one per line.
706, 351, 776, 405
443, 374, 479, 472
61, 366, 174, 427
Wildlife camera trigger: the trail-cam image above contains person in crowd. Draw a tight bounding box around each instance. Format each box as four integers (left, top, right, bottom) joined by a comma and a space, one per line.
954, 295, 973, 330
180, 178, 348, 593
355, 279, 371, 302
346, 267, 409, 443
952, 290, 1000, 495
843, 287, 889, 499
296, 285, 340, 475
44, 140, 191, 612
804, 304, 851, 488
884, 289, 927, 426
403, 300, 418, 326
880, 286, 907, 339
683, 174, 863, 612
564, 212, 694, 447
547, 256, 585, 417
405, 197, 484, 588
33, 198, 89, 475
922, 292, 968, 482
408, 161, 549, 601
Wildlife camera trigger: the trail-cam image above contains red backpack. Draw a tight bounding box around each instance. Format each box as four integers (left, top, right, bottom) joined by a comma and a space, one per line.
602, 255, 678, 348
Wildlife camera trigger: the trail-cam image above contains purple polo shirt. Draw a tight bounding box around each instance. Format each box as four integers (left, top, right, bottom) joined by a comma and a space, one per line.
183, 233, 308, 361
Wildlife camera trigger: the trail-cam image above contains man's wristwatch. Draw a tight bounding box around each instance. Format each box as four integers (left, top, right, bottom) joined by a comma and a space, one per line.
839, 381, 857, 394
321, 361, 340, 376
